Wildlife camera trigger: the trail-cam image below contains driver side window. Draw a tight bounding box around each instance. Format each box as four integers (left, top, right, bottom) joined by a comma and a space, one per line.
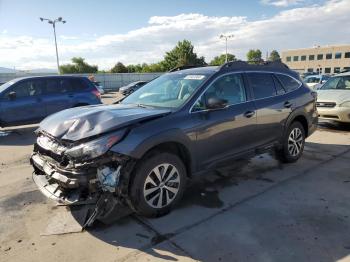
192, 73, 246, 111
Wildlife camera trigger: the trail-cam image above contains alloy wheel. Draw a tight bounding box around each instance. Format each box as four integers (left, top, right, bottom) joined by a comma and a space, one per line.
288, 127, 304, 157
143, 163, 180, 208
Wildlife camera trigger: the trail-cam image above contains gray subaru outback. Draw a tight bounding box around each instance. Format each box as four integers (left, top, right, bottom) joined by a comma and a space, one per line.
31, 61, 318, 226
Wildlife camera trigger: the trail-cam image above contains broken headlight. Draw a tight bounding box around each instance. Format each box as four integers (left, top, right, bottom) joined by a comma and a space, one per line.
65, 131, 124, 160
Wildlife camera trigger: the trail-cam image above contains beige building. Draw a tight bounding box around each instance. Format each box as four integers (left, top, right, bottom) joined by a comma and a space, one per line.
281, 45, 350, 74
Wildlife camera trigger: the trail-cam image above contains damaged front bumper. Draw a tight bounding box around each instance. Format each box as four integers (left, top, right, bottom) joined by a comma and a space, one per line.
30, 139, 135, 227
31, 153, 95, 204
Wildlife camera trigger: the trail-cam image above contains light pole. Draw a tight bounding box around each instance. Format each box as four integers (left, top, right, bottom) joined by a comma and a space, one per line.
220, 34, 234, 63
40, 17, 66, 74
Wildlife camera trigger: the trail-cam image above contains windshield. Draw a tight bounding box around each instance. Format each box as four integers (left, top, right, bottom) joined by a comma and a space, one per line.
320, 76, 350, 90
0, 79, 17, 93
121, 72, 209, 108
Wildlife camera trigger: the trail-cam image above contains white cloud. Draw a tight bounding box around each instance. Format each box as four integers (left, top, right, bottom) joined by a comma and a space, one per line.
0, 0, 349, 70
261, 0, 304, 7
59, 35, 79, 40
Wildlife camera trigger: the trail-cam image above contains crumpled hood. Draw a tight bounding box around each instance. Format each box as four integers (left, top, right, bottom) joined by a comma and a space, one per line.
38, 104, 171, 141
317, 90, 350, 104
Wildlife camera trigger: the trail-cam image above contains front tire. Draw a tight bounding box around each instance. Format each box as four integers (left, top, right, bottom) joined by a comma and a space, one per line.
129, 152, 187, 217
276, 121, 305, 163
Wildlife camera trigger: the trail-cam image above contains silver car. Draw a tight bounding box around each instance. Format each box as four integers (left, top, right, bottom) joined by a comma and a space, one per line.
316, 72, 350, 123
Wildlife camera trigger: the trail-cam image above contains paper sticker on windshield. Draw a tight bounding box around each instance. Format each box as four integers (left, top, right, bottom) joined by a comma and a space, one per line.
184, 75, 205, 80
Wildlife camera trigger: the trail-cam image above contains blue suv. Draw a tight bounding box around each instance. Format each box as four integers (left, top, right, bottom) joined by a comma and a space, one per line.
0, 75, 102, 127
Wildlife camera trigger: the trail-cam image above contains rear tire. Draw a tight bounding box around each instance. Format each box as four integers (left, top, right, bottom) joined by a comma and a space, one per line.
276, 121, 305, 163
129, 152, 187, 217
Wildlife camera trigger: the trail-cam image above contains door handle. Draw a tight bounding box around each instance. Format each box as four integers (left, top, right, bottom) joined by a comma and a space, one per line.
284, 101, 292, 108
244, 111, 255, 118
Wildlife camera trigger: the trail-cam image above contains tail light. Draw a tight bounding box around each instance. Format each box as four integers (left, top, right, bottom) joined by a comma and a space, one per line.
92, 89, 101, 100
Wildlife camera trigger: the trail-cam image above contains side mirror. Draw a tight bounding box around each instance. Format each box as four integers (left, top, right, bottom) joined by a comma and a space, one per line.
8, 91, 16, 100
206, 96, 228, 110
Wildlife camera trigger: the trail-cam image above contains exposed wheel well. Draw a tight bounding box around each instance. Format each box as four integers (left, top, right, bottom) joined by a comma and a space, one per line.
292, 115, 309, 137
141, 142, 192, 177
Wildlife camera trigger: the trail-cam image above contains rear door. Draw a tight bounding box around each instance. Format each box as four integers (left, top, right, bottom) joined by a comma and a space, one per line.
246, 72, 291, 145
0, 79, 46, 125
192, 73, 258, 167
68, 78, 93, 105
43, 77, 75, 115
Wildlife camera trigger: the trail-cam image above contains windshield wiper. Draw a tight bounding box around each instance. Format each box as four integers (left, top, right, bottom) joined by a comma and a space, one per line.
136, 103, 151, 108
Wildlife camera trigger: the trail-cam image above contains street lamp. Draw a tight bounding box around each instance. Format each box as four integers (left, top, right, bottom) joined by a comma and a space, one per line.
40, 17, 66, 74
220, 34, 234, 63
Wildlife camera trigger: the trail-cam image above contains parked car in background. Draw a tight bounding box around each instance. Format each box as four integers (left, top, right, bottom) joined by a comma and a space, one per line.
301, 72, 318, 79
0, 75, 102, 127
304, 75, 330, 89
92, 81, 105, 95
316, 71, 350, 123
119, 81, 148, 95
30, 61, 317, 226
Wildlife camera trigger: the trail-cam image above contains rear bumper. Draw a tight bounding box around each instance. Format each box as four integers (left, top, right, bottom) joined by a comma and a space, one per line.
308, 116, 318, 137
317, 107, 350, 123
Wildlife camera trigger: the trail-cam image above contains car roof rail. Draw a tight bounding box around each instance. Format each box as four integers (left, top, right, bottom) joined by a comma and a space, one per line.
219, 60, 290, 71
168, 65, 204, 72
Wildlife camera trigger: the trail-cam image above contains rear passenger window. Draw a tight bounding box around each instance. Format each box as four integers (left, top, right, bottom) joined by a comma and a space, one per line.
59, 79, 73, 93
70, 79, 87, 91
276, 74, 300, 92
45, 79, 60, 94
247, 73, 276, 99
272, 75, 286, 95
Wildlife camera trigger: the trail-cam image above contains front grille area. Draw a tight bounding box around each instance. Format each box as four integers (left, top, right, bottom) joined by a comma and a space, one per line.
316, 102, 336, 108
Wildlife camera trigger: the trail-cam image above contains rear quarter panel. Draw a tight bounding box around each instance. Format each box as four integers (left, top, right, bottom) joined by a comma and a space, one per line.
284, 84, 318, 138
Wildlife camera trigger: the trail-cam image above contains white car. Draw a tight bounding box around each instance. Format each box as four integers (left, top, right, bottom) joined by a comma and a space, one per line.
316, 72, 350, 123
304, 75, 330, 89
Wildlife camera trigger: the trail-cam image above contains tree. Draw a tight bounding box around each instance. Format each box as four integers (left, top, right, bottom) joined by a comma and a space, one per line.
127, 64, 142, 73
110, 62, 128, 73
161, 40, 207, 71
268, 50, 281, 62
209, 54, 237, 66
142, 63, 165, 73
246, 49, 263, 64
59, 57, 98, 74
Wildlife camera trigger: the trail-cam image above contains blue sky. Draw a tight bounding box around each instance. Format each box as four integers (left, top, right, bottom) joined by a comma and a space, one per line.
0, 0, 282, 36
1, 0, 349, 70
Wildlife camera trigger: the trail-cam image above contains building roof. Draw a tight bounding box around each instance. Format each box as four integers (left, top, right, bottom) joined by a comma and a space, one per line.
282, 44, 350, 53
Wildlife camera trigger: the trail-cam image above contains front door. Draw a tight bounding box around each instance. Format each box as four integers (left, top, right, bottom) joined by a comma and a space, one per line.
192, 73, 258, 168
0, 79, 46, 125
